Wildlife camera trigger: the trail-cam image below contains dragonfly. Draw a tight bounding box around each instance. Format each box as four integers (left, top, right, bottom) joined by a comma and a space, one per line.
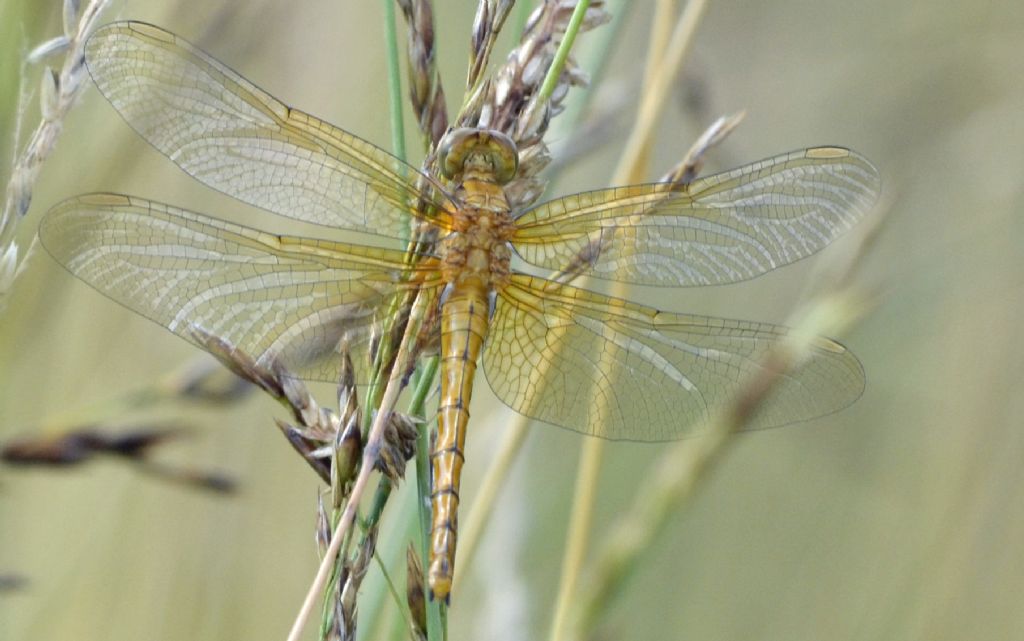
39, 22, 880, 602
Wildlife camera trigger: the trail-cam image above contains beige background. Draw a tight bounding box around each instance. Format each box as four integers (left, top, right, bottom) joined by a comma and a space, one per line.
2, 1, 1022, 640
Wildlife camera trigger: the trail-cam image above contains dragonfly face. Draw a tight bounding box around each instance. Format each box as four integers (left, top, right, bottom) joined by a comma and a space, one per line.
39, 22, 880, 603
438, 127, 519, 185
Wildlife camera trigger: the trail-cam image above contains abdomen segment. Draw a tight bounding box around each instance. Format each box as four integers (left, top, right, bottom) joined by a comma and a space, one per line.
429, 280, 490, 602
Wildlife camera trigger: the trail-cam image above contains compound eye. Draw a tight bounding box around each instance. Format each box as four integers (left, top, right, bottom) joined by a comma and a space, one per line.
437, 127, 519, 184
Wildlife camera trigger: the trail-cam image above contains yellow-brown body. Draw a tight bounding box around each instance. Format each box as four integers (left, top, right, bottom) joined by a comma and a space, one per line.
428, 131, 517, 601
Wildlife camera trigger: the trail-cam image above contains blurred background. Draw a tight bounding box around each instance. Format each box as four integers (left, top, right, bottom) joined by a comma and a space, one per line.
2, 1, 1022, 640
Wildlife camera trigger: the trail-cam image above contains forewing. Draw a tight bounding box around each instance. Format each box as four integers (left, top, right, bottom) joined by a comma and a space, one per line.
85, 22, 454, 238
512, 148, 879, 286
482, 275, 864, 441
39, 194, 441, 382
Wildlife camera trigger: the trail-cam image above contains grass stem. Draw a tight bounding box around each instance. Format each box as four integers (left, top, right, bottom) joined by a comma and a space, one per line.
535, 0, 592, 107
545, 435, 605, 641
547, 1, 709, 636
612, 0, 708, 184
287, 288, 431, 641
382, 0, 408, 164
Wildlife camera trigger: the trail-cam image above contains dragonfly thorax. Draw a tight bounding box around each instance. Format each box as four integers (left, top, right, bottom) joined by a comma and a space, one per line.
438, 208, 513, 291
438, 128, 519, 291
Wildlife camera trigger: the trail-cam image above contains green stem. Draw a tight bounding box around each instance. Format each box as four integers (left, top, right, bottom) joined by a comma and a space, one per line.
374, 549, 411, 633
382, 0, 407, 164
410, 356, 446, 640
364, 0, 411, 436
535, 0, 592, 106
545, 0, 632, 169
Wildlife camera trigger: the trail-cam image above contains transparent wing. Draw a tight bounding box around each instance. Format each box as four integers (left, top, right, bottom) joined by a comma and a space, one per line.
39, 193, 442, 382
512, 147, 880, 286
85, 22, 455, 238
482, 274, 864, 440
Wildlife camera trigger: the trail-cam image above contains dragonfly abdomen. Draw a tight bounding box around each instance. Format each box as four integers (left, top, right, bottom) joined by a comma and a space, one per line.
429, 280, 491, 602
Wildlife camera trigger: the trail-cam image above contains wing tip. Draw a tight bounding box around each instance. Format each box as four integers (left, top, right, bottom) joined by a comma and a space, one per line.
805, 146, 852, 160
807, 145, 881, 182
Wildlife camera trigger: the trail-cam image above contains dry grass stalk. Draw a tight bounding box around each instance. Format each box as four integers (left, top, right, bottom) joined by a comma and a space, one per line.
192, 325, 420, 488
397, 0, 449, 148
0, 574, 29, 593
465, 0, 516, 93
660, 110, 745, 184
1, 0, 111, 303
192, 322, 423, 640
303, 2, 615, 634
458, 0, 610, 209
289, 285, 433, 641
406, 544, 428, 641
568, 207, 887, 641
1, 422, 235, 493
334, 525, 378, 641
612, 0, 708, 184
547, 4, 711, 639
545, 111, 743, 287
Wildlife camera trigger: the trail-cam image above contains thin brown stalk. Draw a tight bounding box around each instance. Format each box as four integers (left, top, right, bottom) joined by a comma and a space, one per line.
1, 0, 111, 304
660, 111, 746, 184
465, 1, 516, 94
1, 423, 236, 494
457, 0, 611, 209
406, 544, 428, 641
397, 0, 449, 148
287, 287, 433, 641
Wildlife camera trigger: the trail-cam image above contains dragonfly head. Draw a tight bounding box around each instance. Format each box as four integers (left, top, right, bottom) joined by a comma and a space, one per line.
438, 128, 519, 185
